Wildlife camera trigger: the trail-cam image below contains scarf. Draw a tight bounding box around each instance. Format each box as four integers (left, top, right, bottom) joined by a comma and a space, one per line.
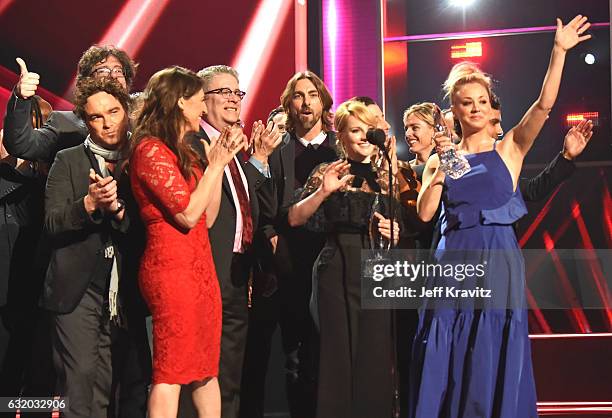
84, 135, 128, 325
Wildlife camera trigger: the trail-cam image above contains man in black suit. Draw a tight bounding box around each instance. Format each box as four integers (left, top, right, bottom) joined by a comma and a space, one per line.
0, 97, 50, 399
44, 78, 134, 418
191, 65, 278, 418
240, 71, 337, 418
2, 46, 150, 418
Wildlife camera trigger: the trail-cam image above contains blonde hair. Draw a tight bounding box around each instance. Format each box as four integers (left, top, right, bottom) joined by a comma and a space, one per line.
335, 100, 377, 133
334, 100, 377, 157
443, 61, 493, 105
403, 102, 436, 127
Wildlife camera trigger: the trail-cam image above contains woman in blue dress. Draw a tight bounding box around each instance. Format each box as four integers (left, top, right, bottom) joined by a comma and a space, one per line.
410, 15, 591, 418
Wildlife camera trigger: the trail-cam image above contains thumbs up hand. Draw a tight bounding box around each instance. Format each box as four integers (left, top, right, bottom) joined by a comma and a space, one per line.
15, 57, 40, 99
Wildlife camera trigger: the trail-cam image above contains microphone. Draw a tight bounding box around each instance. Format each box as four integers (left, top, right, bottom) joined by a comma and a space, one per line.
366, 128, 387, 149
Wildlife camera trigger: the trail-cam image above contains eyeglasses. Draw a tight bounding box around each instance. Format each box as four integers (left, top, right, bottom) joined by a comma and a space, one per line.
92, 67, 125, 78
205, 88, 246, 100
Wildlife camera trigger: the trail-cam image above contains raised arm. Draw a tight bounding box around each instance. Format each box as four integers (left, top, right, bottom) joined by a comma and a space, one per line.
416, 129, 454, 222
519, 119, 592, 201
131, 133, 241, 230
508, 15, 591, 156
288, 160, 351, 227
3, 58, 87, 161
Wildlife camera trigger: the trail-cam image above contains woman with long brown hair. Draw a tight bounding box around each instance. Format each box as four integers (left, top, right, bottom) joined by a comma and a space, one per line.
130, 66, 244, 418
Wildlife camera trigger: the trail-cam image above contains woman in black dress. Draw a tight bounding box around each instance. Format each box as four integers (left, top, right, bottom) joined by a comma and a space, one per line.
289, 100, 402, 418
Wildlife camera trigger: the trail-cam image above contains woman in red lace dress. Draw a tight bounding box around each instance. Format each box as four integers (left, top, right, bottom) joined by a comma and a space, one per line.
130, 66, 244, 418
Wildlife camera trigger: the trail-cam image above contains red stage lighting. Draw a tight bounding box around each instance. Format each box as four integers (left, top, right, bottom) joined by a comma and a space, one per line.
565, 111, 599, 127
451, 41, 482, 59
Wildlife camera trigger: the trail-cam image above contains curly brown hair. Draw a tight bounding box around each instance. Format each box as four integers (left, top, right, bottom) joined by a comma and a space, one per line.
73, 77, 131, 122
131, 66, 205, 181
77, 45, 138, 89
280, 71, 333, 133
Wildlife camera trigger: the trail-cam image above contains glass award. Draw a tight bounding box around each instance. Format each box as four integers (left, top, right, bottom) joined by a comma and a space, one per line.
364, 192, 392, 278
433, 105, 471, 179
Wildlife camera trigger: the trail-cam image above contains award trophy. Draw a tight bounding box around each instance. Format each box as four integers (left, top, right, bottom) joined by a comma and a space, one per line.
433, 105, 471, 179
363, 192, 392, 278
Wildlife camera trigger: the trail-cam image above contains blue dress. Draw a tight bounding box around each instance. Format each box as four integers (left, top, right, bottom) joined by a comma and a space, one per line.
409, 146, 538, 418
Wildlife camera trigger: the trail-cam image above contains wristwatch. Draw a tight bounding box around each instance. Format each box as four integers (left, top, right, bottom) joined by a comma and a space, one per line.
112, 199, 126, 215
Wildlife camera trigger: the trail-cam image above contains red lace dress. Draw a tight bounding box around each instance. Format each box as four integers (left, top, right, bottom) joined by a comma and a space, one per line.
130, 137, 221, 384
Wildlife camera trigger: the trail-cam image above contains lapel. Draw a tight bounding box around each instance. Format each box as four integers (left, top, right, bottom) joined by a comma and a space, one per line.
279, 132, 295, 204
83, 145, 104, 177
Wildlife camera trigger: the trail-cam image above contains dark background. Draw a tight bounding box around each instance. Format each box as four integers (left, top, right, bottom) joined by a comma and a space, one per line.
384, 0, 612, 335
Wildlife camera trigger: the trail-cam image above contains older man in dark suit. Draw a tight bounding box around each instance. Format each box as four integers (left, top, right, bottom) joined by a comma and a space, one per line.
186, 65, 279, 418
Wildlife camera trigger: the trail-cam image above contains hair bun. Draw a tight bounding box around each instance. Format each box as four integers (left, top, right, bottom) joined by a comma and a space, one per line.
443, 61, 492, 103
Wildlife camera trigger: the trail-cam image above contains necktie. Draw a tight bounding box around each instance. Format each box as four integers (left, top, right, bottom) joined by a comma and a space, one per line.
228, 157, 253, 248
307, 143, 319, 150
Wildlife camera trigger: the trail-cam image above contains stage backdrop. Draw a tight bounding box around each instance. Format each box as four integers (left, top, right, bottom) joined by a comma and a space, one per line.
0, 0, 306, 130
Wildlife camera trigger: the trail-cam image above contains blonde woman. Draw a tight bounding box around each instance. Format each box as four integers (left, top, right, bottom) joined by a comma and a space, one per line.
289, 100, 401, 418
411, 15, 590, 418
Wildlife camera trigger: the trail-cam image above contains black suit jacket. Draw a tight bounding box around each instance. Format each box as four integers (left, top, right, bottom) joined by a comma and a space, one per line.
260, 131, 338, 239
519, 152, 575, 202
190, 130, 267, 282
251, 131, 338, 280
3, 92, 88, 163
0, 162, 44, 306
42, 144, 130, 313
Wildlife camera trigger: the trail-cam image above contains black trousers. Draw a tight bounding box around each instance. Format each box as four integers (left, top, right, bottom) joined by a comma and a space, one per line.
219, 253, 251, 418
52, 287, 112, 418
110, 314, 151, 418
240, 234, 318, 418
315, 234, 393, 418
0, 304, 51, 397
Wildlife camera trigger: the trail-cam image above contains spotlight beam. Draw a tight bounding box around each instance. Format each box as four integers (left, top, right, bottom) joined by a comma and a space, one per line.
232, 0, 293, 122
63, 0, 171, 97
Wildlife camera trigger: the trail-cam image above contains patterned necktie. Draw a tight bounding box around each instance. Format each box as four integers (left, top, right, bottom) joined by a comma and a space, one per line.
228, 157, 253, 248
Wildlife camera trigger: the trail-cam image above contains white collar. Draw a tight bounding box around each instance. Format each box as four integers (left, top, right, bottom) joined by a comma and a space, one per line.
297, 130, 327, 148
200, 120, 220, 139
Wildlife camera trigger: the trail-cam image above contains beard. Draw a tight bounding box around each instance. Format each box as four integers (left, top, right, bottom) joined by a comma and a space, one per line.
295, 108, 322, 132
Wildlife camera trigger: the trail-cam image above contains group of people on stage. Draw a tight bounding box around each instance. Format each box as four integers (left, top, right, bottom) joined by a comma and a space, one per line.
0, 13, 595, 418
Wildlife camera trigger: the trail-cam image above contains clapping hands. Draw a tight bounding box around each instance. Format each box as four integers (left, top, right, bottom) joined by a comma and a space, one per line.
202, 125, 246, 169
250, 120, 282, 163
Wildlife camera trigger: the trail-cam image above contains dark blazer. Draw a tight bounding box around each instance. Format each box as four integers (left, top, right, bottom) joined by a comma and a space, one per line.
0, 163, 44, 306
42, 144, 130, 314
189, 130, 267, 282
3, 92, 88, 162
251, 131, 338, 280
260, 131, 338, 239
519, 152, 575, 202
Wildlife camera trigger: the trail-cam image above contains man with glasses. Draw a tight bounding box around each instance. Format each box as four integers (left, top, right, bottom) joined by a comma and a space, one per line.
191, 65, 278, 418
3, 45, 136, 163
